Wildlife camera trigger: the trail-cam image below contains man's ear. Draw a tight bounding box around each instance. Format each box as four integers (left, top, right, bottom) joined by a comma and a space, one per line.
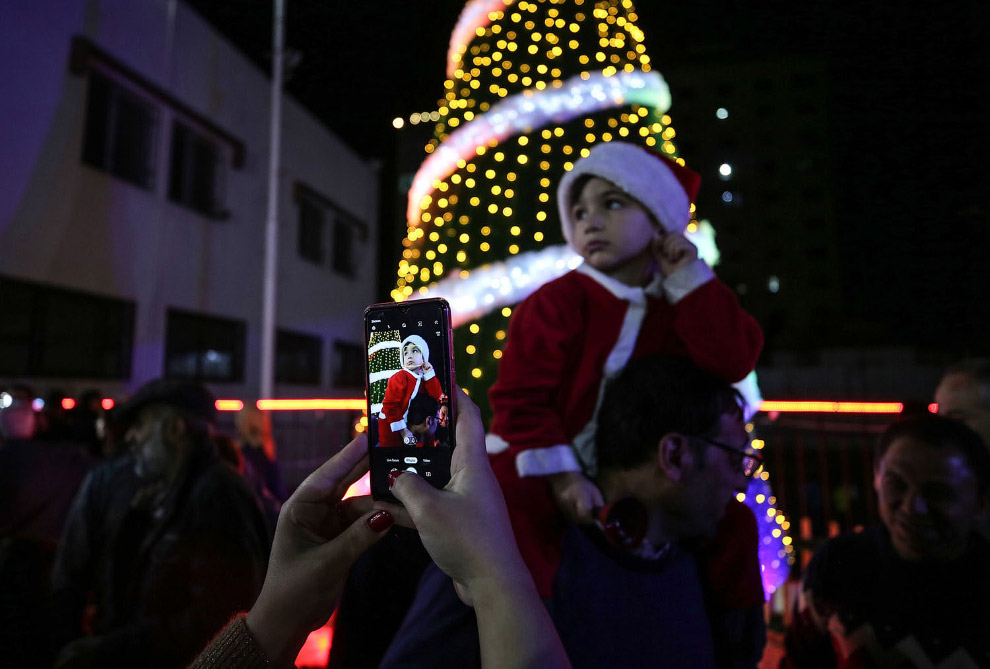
164, 413, 188, 445
657, 433, 696, 483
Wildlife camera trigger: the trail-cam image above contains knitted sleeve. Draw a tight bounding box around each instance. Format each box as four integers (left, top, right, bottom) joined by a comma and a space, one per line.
190, 614, 272, 669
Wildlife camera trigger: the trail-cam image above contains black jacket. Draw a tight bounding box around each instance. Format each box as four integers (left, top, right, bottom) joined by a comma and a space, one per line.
51, 441, 270, 668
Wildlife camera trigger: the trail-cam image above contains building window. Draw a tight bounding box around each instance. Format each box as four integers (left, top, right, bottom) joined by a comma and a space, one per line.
298, 198, 324, 264
0, 275, 134, 378
168, 121, 227, 218
164, 308, 245, 383
293, 183, 367, 278
332, 216, 357, 277
276, 329, 322, 385
333, 341, 364, 389
81, 72, 158, 189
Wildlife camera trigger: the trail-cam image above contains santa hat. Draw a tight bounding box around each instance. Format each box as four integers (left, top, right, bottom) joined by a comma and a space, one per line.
400, 334, 430, 367
557, 142, 701, 247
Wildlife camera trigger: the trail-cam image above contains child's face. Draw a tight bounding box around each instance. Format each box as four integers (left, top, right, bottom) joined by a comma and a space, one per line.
403, 344, 425, 369
569, 176, 657, 285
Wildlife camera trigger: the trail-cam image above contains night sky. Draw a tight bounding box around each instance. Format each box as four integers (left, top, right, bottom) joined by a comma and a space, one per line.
186, 0, 989, 356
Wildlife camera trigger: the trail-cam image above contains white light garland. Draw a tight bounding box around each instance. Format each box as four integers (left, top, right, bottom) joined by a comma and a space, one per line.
446, 0, 510, 78
407, 219, 721, 329
406, 69, 673, 223
411, 244, 582, 328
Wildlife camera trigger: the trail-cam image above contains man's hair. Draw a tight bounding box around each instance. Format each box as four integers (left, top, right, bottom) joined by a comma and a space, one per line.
596, 355, 743, 473
876, 414, 990, 493
944, 358, 990, 406
407, 393, 440, 427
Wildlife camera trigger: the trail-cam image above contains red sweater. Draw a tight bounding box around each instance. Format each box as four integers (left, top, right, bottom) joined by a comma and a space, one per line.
488, 261, 763, 596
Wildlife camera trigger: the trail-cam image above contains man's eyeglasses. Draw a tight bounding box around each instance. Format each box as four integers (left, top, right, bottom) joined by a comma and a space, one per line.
693, 436, 764, 478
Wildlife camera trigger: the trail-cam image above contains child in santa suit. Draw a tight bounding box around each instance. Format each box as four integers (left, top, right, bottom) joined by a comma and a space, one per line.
378, 334, 445, 447
487, 141, 765, 599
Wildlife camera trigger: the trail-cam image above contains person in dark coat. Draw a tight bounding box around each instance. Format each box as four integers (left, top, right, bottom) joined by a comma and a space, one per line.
50, 379, 270, 668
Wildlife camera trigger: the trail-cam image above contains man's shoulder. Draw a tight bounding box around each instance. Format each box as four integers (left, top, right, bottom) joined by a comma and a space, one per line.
189, 455, 259, 505
84, 453, 140, 492
804, 527, 888, 592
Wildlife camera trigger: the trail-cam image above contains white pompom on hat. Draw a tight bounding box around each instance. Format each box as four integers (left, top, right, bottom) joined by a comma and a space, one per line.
557, 142, 701, 248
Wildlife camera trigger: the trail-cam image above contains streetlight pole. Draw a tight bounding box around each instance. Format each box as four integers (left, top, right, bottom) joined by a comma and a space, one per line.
260, 0, 285, 400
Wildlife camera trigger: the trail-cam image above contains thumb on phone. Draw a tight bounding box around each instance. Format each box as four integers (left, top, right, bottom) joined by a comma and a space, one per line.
388, 469, 440, 518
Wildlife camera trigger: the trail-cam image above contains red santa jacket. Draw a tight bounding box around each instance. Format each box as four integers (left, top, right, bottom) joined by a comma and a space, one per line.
488, 260, 763, 596
378, 368, 443, 447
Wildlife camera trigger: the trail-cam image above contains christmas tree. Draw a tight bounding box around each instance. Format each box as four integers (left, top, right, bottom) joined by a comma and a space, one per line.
367, 329, 402, 417
393, 0, 792, 593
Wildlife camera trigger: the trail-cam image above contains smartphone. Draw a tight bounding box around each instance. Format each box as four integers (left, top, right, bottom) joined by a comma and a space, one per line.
364, 297, 456, 501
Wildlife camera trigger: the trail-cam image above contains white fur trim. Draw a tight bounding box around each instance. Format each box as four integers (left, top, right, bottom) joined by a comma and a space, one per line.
423, 367, 436, 381
576, 263, 648, 305
390, 419, 407, 432
485, 433, 510, 454
571, 280, 648, 474
558, 142, 690, 249
515, 445, 582, 477
661, 259, 714, 304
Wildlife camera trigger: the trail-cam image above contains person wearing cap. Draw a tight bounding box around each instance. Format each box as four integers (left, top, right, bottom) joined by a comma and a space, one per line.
50, 379, 270, 668
378, 334, 448, 447
486, 141, 763, 598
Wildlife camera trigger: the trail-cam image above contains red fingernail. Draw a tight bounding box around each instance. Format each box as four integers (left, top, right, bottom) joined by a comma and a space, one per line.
387, 469, 405, 489
367, 510, 394, 532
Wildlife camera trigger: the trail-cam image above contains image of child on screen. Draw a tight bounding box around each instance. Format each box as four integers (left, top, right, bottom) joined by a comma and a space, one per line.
378, 334, 447, 447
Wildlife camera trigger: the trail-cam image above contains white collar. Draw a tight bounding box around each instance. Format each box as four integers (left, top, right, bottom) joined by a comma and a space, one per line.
576, 261, 664, 303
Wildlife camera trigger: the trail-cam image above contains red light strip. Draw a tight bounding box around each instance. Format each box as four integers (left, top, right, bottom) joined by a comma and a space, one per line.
759, 401, 904, 414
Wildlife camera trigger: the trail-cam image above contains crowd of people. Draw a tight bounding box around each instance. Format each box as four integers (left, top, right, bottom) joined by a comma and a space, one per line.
2, 142, 989, 667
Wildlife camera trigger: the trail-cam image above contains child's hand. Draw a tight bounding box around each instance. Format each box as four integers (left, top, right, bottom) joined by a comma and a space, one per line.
547, 471, 604, 525
653, 231, 698, 276
421, 361, 433, 374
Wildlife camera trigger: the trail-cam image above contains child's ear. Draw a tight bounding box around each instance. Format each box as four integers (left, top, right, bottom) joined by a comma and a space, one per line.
657, 433, 695, 483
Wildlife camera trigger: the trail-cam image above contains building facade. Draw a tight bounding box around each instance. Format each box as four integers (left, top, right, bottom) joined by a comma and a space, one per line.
1, 0, 379, 413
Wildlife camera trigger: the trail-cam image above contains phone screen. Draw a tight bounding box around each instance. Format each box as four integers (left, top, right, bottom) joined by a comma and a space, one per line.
364, 298, 455, 500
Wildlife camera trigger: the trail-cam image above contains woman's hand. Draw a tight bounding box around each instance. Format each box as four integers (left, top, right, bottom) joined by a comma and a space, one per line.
379, 388, 524, 606
376, 388, 571, 668
245, 435, 393, 666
